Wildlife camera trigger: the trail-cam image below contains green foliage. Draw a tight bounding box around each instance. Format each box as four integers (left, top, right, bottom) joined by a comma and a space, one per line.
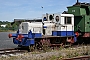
11, 22, 18, 30
0, 21, 19, 32
0, 21, 9, 25
6, 23, 11, 28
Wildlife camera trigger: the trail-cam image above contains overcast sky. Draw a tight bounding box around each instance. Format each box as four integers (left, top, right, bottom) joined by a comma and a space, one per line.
0, 0, 90, 22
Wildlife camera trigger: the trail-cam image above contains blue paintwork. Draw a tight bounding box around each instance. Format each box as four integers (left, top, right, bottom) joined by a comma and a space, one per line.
32, 33, 42, 38
13, 38, 19, 44
11, 34, 17, 37
29, 30, 42, 38
23, 39, 34, 46
58, 31, 74, 36
52, 31, 57, 36
43, 26, 47, 28
28, 30, 33, 38
52, 31, 74, 36
66, 31, 74, 36
13, 38, 35, 46
23, 34, 28, 38
30, 39, 34, 44
52, 31, 77, 42
12, 29, 77, 46
12, 30, 42, 46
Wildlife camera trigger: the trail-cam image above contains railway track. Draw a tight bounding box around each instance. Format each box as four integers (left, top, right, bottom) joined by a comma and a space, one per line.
0, 44, 78, 56
0, 48, 27, 57
63, 56, 90, 60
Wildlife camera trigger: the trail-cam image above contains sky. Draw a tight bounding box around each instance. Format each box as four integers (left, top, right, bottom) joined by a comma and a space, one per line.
0, 0, 90, 22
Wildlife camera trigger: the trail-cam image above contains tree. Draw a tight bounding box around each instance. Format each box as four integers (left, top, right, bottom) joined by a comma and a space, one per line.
6, 23, 11, 28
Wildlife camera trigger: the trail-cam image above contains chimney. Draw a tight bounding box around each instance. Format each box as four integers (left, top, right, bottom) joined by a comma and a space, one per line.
77, 0, 79, 3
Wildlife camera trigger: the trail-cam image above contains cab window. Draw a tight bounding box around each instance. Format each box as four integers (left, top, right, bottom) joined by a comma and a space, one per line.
64, 17, 72, 24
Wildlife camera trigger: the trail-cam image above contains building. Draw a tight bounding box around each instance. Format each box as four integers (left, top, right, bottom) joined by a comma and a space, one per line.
0, 24, 7, 27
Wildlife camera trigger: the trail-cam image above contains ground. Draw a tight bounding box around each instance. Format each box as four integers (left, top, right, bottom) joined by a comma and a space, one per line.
0, 44, 90, 60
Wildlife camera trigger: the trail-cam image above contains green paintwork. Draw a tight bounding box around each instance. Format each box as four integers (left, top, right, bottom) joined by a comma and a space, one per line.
89, 6, 90, 14
85, 15, 90, 32
74, 16, 85, 32
67, 3, 90, 32
80, 8, 86, 15
67, 6, 87, 16
74, 15, 90, 32
67, 6, 80, 16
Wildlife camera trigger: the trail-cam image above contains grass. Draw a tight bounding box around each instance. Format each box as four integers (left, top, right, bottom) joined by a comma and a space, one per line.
0, 44, 90, 60
0, 30, 15, 32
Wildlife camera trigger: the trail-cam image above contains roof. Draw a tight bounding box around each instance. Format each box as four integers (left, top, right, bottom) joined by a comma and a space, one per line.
14, 19, 42, 22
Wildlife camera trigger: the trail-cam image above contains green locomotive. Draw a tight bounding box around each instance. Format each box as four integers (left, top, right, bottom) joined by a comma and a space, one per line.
67, 0, 90, 43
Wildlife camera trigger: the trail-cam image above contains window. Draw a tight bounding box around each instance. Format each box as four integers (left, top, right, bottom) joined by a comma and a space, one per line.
49, 15, 53, 20
65, 17, 72, 24
55, 16, 59, 22
22, 26, 24, 30
43, 17, 47, 21
72, 10, 75, 12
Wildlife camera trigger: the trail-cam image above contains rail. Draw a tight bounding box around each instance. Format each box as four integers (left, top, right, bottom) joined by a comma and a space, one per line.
63, 56, 90, 60
0, 48, 27, 56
